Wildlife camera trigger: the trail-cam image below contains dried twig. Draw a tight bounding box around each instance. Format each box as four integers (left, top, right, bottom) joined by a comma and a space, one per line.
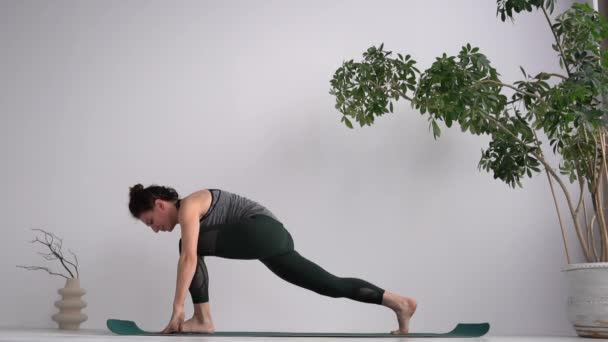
15, 266, 69, 279
17, 229, 79, 279
68, 249, 79, 278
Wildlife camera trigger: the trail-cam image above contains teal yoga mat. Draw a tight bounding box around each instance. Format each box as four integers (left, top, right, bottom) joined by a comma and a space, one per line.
107, 319, 490, 338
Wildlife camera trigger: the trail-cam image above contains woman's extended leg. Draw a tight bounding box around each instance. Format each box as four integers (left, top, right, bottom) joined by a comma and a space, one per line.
260, 251, 417, 334
197, 214, 417, 333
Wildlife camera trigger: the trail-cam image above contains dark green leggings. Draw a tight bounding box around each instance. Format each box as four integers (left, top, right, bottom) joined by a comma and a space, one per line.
178, 215, 385, 305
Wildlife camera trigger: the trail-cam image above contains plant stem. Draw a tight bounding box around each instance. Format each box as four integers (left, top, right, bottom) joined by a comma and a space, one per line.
369, 79, 414, 102
548, 165, 573, 264
545, 73, 568, 80
541, 7, 572, 78
594, 188, 608, 262
534, 128, 573, 264
599, 132, 608, 260
586, 204, 599, 261
486, 115, 592, 260
575, 167, 592, 261
477, 80, 541, 100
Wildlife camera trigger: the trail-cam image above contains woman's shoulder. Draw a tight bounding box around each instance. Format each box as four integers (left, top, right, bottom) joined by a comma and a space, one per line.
180, 189, 214, 218
184, 188, 212, 198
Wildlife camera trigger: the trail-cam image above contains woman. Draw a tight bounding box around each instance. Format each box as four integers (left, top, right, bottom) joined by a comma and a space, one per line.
128, 184, 417, 334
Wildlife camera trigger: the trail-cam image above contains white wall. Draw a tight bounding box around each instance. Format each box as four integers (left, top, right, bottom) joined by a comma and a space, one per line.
0, 0, 591, 336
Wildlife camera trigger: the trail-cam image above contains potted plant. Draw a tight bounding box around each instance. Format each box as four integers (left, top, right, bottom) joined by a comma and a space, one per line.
17, 229, 88, 330
329, 0, 608, 337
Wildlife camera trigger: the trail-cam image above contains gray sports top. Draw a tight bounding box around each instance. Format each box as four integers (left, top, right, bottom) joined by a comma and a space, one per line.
191, 189, 278, 227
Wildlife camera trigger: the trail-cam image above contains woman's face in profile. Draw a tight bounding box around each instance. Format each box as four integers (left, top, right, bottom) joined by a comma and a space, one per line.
139, 199, 173, 233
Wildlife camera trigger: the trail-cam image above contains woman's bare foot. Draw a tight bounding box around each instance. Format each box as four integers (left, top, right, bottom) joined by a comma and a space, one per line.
390, 297, 417, 334
381, 291, 417, 335
181, 316, 215, 333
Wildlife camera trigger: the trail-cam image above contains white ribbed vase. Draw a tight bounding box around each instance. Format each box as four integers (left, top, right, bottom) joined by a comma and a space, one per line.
51, 278, 88, 330
562, 262, 608, 338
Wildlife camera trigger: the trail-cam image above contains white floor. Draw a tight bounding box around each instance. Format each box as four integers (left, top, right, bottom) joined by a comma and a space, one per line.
0, 328, 590, 342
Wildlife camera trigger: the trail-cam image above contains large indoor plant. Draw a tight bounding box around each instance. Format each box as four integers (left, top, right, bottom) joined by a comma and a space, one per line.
329, 0, 608, 337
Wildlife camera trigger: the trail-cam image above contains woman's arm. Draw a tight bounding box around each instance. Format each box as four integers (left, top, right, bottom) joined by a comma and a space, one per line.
172, 198, 201, 310
161, 196, 202, 333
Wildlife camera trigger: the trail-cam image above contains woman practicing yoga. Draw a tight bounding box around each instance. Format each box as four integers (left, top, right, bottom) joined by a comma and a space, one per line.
128, 184, 418, 334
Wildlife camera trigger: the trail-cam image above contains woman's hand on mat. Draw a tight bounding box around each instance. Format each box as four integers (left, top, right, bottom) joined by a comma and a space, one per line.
161, 307, 185, 334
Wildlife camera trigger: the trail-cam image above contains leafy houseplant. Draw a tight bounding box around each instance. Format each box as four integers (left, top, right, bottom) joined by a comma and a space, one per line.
329, 0, 608, 336
330, 0, 608, 264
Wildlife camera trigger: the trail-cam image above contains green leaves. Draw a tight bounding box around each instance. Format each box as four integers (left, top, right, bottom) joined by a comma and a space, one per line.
431, 120, 441, 139
553, 3, 608, 74
496, 0, 555, 22
329, 43, 419, 129
478, 116, 541, 188
413, 44, 506, 139
341, 116, 354, 129
328, 1, 608, 192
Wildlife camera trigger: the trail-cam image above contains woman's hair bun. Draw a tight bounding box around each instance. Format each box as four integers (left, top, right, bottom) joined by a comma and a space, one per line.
128, 183, 178, 218
129, 183, 145, 197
